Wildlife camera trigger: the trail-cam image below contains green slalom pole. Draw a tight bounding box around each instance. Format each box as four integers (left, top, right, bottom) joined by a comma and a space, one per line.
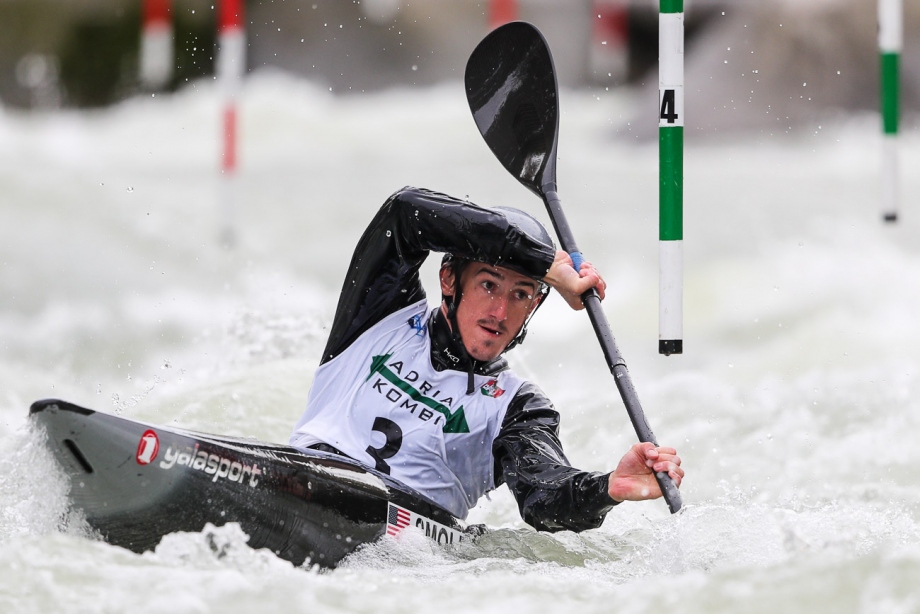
659, 0, 683, 355
879, 0, 902, 223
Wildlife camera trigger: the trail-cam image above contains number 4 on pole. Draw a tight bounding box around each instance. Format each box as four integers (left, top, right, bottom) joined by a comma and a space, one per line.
660, 89, 679, 124
659, 1, 683, 356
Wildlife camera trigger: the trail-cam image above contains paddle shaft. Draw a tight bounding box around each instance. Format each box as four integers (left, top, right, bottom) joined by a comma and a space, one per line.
544, 186, 683, 514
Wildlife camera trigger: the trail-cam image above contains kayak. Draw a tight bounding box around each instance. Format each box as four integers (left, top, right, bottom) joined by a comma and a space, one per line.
29, 399, 467, 568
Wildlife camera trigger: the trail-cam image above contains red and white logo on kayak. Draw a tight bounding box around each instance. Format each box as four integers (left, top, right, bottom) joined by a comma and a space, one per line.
136, 430, 160, 465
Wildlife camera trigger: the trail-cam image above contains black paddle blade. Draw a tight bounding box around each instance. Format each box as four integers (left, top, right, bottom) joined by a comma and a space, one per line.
465, 22, 558, 197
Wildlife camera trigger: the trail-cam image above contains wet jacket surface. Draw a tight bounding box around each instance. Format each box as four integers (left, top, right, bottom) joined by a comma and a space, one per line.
320, 186, 616, 532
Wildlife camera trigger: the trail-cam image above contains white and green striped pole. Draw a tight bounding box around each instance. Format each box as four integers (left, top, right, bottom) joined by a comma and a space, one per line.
659, 0, 683, 355
879, 0, 902, 223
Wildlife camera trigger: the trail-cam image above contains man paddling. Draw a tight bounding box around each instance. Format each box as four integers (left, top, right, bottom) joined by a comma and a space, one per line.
290, 187, 683, 530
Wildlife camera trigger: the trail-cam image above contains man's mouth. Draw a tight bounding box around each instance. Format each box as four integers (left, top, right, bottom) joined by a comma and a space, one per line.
478, 321, 506, 336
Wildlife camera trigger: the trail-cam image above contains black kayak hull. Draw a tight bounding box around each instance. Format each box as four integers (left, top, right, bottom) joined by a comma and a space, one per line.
29, 399, 466, 568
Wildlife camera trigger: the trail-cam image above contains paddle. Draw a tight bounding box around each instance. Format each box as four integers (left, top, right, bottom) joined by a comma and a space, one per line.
465, 22, 682, 514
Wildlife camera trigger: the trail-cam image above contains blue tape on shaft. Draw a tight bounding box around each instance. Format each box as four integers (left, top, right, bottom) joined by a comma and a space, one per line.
570, 251, 585, 272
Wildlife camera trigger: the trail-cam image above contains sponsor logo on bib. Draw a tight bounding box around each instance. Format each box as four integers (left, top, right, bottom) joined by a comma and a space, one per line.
480, 379, 505, 398
407, 313, 428, 336
368, 354, 470, 434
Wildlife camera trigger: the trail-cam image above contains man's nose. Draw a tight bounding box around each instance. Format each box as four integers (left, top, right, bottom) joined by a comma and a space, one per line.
488, 293, 508, 319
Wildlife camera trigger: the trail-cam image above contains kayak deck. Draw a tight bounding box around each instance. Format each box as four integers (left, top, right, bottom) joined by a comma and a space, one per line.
30, 399, 466, 568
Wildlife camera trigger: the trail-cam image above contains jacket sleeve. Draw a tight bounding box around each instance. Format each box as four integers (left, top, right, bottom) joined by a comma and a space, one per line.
493, 381, 618, 532
321, 186, 556, 363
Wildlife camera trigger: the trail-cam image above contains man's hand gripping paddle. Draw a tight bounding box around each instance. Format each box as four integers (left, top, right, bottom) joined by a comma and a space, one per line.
465, 22, 682, 513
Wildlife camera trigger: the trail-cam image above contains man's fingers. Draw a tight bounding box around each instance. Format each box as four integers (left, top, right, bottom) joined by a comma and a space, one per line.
653, 460, 683, 474
577, 262, 606, 300
653, 451, 680, 463
654, 461, 684, 486
644, 446, 682, 482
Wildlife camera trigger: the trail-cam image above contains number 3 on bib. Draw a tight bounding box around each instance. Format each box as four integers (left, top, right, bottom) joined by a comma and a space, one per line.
366, 417, 403, 474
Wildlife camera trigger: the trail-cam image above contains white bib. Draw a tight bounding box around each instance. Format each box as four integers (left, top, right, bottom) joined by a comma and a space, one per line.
290, 300, 524, 518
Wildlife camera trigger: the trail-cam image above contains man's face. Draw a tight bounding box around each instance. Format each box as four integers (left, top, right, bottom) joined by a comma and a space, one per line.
440, 262, 542, 362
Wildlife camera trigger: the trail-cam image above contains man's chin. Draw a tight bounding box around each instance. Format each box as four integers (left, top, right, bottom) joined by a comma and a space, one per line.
467, 341, 504, 362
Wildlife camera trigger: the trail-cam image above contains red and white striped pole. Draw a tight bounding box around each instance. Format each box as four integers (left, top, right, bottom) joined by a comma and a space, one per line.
140, 0, 173, 90
590, 0, 629, 83
217, 0, 246, 246
490, 0, 517, 30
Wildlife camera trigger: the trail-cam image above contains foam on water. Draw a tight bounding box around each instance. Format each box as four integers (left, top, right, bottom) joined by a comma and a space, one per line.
2, 71, 920, 612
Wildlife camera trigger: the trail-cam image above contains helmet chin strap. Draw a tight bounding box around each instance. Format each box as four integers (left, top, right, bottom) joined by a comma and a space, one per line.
503, 285, 548, 352
444, 291, 478, 395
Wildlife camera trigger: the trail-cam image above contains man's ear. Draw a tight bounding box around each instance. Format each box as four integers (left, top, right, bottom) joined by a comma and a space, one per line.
439, 265, 456, 296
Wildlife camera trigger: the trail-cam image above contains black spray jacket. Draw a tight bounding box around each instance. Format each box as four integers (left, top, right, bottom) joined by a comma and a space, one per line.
320, 186, 616, 532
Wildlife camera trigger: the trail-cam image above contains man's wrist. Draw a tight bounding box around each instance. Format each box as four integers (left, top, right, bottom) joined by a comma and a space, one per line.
606, 472, 625, 504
